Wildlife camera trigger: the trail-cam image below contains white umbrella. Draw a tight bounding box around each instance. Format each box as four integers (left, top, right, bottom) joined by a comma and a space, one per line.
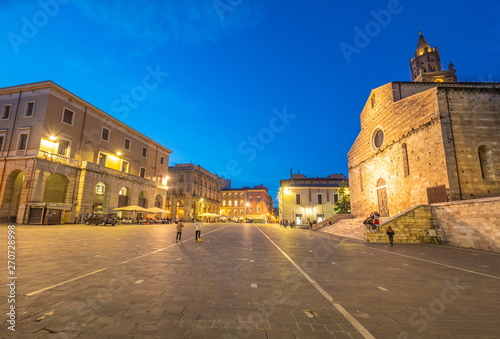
113, 205, 150, 212
146, 207, 171, 213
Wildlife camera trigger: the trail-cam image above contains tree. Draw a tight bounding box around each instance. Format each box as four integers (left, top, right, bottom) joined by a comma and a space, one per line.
334, 182, 351, 214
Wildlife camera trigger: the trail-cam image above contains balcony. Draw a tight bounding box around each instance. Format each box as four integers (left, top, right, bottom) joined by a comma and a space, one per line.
37, 150, 81, 167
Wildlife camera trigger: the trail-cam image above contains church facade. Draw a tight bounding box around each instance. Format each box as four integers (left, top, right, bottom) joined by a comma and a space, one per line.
348, 33, 500, 218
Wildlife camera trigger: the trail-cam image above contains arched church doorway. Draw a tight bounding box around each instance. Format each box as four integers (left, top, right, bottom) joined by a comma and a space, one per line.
376, 178, 389, 217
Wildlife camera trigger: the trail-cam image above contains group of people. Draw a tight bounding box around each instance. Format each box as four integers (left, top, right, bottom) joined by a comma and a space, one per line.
175, 220, 202, 243
118, 217, 173, 224
363, 211, 395, 246
280, 220, 295, 228
363, 211, 381, 233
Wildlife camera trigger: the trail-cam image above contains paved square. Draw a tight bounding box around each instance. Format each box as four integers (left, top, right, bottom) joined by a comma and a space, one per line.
1, 223, 500, 338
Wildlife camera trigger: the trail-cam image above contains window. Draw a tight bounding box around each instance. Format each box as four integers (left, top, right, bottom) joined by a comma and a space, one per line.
229, 200, 232, 206
24, 101, 35, 117
240, 209, 243, 215
318, 194, 323, 205
223, 200, 226, 206
61, 108, 75, 126
295, 194, 301, 204
98, 153, 107, 166
257, 206, 261, 213
234, 209, 238, 215
234, 200, 238, 207
2, 105, 11, 119
372, 128, 384, 150
95, 184, 105, 195
101, 127, 110, 141
402, 143, 410, 177
248, 207, 253, 213
56, 140, 70, 157
140, 167, 146, 178
240, 200, 243, 206
18, 133, 29, 150
142, 147, 148, 158
160, 156, 165, 165
223, 193, 226, 198
0, 135, 4, 152
121, 160, 129, 173
257, 198, 261, 204
124, 138, 131, 151
334, 194, 339, 203
478, 145, 494, 180
248, 198, 253, 203
317, 214, 324, 222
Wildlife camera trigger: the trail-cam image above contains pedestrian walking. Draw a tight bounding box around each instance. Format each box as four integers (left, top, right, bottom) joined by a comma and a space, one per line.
386, 226, 395, 246
175, 220, 184, 242
194, 219, 201, 242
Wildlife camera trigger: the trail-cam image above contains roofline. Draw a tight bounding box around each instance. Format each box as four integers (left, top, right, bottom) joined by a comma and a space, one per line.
0, 80, 173, 154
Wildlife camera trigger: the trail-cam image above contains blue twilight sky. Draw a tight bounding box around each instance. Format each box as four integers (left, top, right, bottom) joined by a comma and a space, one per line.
1, 0, 500, 203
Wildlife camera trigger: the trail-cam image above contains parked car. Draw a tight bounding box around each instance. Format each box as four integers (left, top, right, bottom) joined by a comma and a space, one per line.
85, 213, 117, 226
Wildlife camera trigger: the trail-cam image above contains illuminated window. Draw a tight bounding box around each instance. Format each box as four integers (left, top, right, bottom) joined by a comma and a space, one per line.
121, 160, 129, 173
56, 139, 70, 157
234, 200, 238, 207
96, 184, 105, 195
223, 200, 226, 206
229, 200, 232, 206
98, 153, 107, 166
257, 206, 261, 213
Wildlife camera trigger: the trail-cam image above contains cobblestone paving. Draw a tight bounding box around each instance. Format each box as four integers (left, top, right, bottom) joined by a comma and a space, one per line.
1, 223, 499, 338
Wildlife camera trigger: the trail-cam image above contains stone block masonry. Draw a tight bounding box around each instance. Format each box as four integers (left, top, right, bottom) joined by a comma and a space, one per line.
432, 197, 500, 253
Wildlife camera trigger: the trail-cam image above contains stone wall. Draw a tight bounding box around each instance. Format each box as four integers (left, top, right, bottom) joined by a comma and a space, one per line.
348, 83, 449, 218
366, 206, 432, 244
432, 197, 500, 252
313, 213, 353, 230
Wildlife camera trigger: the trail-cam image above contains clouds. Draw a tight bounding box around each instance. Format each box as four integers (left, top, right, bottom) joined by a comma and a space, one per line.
70, 0, 263, 49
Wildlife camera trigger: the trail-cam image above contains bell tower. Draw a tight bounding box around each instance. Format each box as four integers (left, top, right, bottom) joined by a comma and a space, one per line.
410, 31, 457, 82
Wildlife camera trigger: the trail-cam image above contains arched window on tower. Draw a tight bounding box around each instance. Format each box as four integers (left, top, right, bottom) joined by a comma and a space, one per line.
402, 143, 410, 177
478, 145, 494, 180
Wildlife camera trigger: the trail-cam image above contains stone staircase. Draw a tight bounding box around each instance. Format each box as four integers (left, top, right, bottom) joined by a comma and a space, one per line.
318, 217, 368, 241
366, 205, 433, 244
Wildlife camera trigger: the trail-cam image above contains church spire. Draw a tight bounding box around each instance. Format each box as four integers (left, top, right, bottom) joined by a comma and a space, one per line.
409, 31, 457, 83
415, 31, 431, 56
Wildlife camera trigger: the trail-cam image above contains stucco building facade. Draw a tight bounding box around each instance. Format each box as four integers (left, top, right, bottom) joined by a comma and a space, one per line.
278, 174, 348, 226
221, 184, 273, 222
0, 81, 172, 224
348, 34, 500, 218
167, 163, 222, 221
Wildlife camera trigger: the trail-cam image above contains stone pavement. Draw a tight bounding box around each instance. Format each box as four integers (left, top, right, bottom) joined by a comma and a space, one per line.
0, 222, 499, 338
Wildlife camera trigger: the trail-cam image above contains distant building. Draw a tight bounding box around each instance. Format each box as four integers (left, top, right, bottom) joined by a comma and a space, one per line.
221, 184, 273, 222
348, 33, 500, 218
168, 163, 223, 221
278, 173, 348, 226
0, 81, 172, 224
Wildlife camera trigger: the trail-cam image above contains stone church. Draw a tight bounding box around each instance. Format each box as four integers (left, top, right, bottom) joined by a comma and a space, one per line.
348, 33, 500, 218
